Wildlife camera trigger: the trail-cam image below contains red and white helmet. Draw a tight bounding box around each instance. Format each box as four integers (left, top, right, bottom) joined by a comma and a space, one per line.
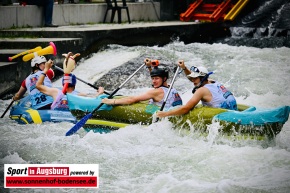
31, 55, 47, 67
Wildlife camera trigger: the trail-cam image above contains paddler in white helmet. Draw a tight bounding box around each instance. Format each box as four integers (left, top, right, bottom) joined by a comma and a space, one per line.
101, 59, 182, 111
156, 60, 237, 118
13, 54, 55, 110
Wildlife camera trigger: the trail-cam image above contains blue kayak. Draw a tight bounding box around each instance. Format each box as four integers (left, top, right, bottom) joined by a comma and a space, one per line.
214, 106, 290, 126
9, 93, 289, 139
9, 95, 77, 124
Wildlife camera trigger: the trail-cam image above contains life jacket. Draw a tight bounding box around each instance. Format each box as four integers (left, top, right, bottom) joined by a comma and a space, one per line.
25, 71, 53, 110
51, 90, 79, 111
148, 86, 182, 110
201, 81, 237, 110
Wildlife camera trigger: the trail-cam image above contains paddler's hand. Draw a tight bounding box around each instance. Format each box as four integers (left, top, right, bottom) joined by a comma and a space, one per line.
178, 60, 186, 70
13, 94, 19, 101
102, 98, 115, 105
178, 60, 191, 76
44, 59, 54, 72
144, 58, 151, 68
156, 111, 168, 118
97, 87, 104, 96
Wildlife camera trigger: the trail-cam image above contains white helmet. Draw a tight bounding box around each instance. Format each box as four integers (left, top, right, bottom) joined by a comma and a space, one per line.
187, 66, 208, 78
31, 55, 47, 67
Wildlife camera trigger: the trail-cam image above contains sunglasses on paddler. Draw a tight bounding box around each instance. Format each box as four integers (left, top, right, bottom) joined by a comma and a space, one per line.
190, 66, 200, 72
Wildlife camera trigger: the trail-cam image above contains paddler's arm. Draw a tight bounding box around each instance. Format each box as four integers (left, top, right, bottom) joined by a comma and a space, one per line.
102, 89, 158, 105
178, 60, 191, 76
36, 60, 59, 100
13, 82, 27, 101
13, 87, 26, 101
156, 88, 203, 118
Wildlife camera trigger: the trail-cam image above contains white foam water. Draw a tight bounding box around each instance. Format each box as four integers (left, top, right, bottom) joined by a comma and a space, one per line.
0, 42, 289, 193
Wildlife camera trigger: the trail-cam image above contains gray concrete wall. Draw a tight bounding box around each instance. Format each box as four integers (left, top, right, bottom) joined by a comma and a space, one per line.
0, 2, 160, 29
0, 21, 229, 98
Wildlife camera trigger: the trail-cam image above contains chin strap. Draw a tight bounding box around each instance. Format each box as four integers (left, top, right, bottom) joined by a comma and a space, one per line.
192, 72, 213, 94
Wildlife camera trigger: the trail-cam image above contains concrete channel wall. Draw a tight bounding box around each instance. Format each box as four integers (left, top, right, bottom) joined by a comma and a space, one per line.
0, 2, 160, 29
0, 2, 229, 99
0, 21, 230, 99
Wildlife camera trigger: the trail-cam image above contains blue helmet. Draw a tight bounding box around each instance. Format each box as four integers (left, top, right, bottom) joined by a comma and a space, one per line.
62, 74, 77, 87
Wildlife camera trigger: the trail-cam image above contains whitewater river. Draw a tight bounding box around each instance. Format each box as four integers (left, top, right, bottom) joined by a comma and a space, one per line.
0, 42, 290, 193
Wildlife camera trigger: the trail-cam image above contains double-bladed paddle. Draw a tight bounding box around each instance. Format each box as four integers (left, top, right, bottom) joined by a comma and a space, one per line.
154, 65, 180, 122
53, 65, 111, 95
65, 62, 146, 136
1, 100, 14, 118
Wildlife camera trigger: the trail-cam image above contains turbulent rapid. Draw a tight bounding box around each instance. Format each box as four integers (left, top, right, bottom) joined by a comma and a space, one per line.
0, 42, 290, 193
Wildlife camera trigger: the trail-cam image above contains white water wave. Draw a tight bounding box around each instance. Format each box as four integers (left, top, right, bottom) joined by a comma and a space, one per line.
0, 42, 289, 193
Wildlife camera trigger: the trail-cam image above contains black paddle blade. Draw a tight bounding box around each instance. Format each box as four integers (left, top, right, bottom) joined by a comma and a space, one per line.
65, 113, 92, 136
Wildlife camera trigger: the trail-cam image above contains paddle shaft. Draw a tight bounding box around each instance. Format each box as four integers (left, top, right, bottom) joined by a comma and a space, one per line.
1, 100, 14, 118
156, 66, 180, 122
91, 62, 146, 114
65, 62, 146, 136
53, 65, 110, 95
